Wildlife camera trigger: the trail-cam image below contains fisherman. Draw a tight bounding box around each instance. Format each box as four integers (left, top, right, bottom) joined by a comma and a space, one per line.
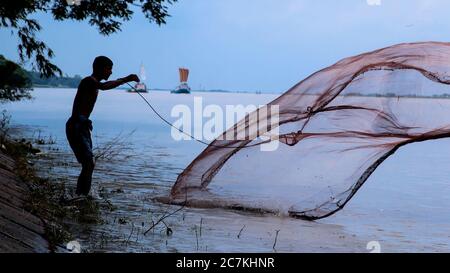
66, 56, 139, 197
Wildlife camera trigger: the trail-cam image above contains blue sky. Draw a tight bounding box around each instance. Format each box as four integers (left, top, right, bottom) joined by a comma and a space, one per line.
2, 0, 450, 92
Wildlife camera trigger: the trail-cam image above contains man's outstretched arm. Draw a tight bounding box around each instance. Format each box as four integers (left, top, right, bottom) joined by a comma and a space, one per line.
98, 74, 139, 90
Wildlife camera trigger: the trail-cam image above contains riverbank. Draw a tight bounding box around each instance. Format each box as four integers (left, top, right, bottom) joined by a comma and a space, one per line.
0, 134, 96, 253
0, 139, 62, 252
0, 152, 48, 252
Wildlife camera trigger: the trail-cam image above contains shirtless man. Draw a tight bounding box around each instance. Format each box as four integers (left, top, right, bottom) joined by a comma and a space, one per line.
66, 56, 139, 197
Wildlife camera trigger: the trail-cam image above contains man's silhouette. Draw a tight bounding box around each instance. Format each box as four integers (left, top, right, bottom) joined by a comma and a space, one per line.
66, 56, 139, 197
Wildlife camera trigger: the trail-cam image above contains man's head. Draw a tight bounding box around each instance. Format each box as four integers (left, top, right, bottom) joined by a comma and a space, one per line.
92, 56, 113, 80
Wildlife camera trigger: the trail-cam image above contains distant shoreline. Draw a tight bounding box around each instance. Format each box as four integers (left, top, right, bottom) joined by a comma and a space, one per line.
30, 86, 450, 98
28, 72, 280, 94
31, 86, 282, 95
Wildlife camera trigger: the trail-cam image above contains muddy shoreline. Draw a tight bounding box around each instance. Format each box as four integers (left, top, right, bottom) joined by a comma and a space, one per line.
0, 141, 65, 252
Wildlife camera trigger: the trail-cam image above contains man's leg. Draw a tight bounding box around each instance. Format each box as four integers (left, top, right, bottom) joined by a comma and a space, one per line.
74, 118, 95, 196
76, 158, 95, 196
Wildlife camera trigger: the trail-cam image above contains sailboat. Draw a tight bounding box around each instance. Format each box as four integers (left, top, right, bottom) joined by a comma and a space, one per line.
128, 63, 148, 93
171, 67, 191, 94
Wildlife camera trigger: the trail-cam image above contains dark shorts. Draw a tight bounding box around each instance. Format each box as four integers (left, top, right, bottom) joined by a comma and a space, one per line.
66, 115, 93, 164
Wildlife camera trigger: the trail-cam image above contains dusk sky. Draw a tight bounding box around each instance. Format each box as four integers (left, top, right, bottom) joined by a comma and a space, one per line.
2, 0, 450, 92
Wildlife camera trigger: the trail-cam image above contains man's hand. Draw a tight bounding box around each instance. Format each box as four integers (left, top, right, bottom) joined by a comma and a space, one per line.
124, 74, 140, 83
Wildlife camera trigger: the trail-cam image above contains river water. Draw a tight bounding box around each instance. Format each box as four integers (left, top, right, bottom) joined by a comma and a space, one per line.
3, 88, 450, 252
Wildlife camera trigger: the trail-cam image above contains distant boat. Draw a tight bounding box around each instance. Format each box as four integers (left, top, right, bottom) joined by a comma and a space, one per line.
171, 68, 191, 94
128, 63, 148, 93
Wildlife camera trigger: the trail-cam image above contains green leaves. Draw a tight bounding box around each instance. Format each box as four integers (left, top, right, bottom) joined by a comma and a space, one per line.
0, 55, 32, 102
1, 0, 178, 78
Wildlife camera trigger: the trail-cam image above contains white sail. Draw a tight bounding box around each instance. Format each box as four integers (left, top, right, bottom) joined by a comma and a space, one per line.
127, 62, 148, 92
140, 63, 147, 82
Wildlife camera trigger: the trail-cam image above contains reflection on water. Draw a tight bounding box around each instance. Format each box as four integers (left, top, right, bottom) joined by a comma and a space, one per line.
3, 88, 450, 252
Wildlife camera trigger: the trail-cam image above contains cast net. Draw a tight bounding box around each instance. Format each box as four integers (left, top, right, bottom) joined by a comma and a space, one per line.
168, 42, 450, 220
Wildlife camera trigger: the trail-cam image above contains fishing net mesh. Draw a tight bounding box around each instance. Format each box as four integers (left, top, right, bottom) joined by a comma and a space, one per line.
168, 42, 450, 220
